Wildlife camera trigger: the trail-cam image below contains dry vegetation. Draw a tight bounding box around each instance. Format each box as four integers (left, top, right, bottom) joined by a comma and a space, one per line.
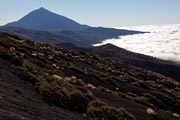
0, 32, 180, 120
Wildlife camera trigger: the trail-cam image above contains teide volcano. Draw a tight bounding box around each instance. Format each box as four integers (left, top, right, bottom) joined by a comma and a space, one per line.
1, 7, 145, 47
6, 7, 89, 31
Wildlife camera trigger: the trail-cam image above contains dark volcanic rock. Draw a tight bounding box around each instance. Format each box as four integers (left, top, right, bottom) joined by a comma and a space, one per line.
0, 32, 180, 120
0, 58, 87, 120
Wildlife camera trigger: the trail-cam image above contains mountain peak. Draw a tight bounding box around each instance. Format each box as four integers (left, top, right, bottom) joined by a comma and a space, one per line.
36, 7, 50, 12
39, 7, 46, 10
5, 8, 89, 31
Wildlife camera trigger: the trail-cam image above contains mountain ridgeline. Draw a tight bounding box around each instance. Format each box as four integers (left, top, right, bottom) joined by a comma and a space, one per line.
0, 7, 146, 47
6, 7, 89, 31
57, 42, 180, 82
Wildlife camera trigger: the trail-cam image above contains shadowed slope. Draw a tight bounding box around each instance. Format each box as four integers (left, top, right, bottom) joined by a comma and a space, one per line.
0, 32, 180, 120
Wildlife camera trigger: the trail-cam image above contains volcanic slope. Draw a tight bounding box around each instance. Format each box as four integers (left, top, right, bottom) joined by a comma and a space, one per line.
0, 32, 180, 120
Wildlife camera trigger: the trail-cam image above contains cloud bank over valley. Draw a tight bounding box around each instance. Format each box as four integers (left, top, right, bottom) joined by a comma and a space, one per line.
94, 24, 180, 63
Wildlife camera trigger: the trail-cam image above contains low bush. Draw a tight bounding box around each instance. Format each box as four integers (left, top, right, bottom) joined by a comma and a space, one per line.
67, 91, 92, 112
143, 93, 165, 109
19, 70, 40, 85
10, 55, 24, 66
0, 48, 23, 66
37, 79, 92, 113
87, 100, 136, 120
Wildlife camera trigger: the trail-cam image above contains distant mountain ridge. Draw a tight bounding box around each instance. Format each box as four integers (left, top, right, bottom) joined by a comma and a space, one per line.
1, 7, 146, 47
57, 42, 180, 81
0, 26, 145, 47
6, 7, 89, 31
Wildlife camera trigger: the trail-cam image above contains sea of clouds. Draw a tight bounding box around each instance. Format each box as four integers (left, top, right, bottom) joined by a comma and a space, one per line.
94, 24, 180, 63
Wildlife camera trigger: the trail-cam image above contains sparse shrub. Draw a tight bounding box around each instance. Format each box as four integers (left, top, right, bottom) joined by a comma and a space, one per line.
0, 48, 24, 66
133, 97, 155, 109
10, 55, 24, 66
127, 92, 137, 98
67, 91, 92, 112
37, 80, 92, 113
87, 100, 136, 120
131, 82, 140, 86
143, 93, 165, 109
19, 70, 40, 85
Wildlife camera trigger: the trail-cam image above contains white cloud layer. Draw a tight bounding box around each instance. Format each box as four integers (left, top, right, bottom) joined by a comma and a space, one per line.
94, 24, 180, 63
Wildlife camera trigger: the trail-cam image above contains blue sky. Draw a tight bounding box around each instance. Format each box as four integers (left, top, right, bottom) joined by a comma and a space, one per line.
0, 0, 180, 27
